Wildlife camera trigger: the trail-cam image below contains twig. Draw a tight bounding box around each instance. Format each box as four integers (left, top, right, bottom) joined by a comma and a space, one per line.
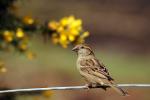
0, 84, 150, 94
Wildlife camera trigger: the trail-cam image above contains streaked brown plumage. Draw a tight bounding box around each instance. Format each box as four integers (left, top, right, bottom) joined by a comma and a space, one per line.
72, 44, 128, 96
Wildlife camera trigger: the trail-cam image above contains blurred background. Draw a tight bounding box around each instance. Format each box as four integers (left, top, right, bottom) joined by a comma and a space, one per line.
0, 0, 150, 100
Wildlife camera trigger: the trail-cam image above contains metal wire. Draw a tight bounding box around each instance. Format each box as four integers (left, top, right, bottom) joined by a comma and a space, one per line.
0, 84, 149, 94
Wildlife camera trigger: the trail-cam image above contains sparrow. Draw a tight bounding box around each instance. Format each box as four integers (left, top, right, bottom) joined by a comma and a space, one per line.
72, 44, 128, 96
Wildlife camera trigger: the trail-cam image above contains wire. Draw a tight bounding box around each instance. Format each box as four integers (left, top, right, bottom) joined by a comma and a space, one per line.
0, 84, 149, 94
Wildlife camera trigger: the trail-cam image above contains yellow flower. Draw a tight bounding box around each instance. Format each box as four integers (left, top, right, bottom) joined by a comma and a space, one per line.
42, 90, 53, 98
59, 34, 68, 48
0, 62, 7, 73
68, 35, 75, 42
69, 28, 79, 36
52, 33, 59, 44
76, 37, 84, 44
0, 67, 7, 73
60, 34, 67, 41
23, 15, 34, 25
76, 32, 89, 44
3, 30, 14, 42
49, 15, 90, 48
48, 21, 59, 30
60, 17, 68, 26
16, 28, 25, 38
81, 31, 89, 38
60, 16, 73, 26
26, 51, 36, 60
61, 43, 68, 48
67, 16, 75, 25
69, 19, 82, 29
18, 42, 28, 51
57, 26, 64, 33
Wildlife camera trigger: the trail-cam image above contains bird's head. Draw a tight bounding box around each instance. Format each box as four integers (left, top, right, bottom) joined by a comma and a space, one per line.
72, 44, 94, 56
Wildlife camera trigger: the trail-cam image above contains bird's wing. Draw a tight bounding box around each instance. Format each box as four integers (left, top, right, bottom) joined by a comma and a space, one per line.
80, 58, 114, 81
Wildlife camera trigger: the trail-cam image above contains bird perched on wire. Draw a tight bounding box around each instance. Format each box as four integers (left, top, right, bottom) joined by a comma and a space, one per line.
72, 44, 128, 96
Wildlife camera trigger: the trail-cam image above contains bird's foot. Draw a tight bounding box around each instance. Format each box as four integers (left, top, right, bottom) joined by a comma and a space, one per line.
96, 83, 110, 90
85, 83, 93, 89
85, 83, 98, 89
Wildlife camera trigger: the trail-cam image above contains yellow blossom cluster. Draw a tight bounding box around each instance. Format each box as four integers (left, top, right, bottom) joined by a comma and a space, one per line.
0, 61, 7, 73
23, 16, 35, 25
48, 16, 89, 48
0, 15, 90, 72
1, 28, 29, 51
42, 90, 53, 98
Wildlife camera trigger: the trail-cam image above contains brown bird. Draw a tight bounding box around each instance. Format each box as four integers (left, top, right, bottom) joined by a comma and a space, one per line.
72, 44, 128, 96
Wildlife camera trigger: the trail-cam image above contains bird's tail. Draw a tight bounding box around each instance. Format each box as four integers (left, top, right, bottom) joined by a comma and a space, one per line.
109, 84, 129, 96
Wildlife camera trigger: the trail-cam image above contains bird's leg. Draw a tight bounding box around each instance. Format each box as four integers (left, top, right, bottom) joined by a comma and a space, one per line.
85, 83, 99, 89
91, 83, 98, 88
85, 83, 93, 89
95, 82, 110, 91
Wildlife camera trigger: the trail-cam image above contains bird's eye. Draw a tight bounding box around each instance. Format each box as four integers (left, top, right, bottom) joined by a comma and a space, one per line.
81, 46, 84, 49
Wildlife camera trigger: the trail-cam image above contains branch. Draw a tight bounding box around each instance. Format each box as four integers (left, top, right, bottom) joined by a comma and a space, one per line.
0, 84, 150, 94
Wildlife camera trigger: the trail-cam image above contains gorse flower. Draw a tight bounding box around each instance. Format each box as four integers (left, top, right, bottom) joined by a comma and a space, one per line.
0, 61, 7, 73
23, 15, 35, 25
16, 28, 25, 38
42, 90, 53, 98
1, 28, 29, 52
0, 15, 89, 57
48, 15, 89, 48
3, 30, 14, 42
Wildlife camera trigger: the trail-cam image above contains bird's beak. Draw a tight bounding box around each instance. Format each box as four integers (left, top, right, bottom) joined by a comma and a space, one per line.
72, 46, 78, 52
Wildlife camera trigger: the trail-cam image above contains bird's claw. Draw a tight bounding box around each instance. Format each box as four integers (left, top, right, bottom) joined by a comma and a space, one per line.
85, 84, 92, 89
85, 83, 98, 89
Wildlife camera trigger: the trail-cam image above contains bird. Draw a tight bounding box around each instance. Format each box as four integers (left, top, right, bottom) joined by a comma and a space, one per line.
72, 44, 128, 96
